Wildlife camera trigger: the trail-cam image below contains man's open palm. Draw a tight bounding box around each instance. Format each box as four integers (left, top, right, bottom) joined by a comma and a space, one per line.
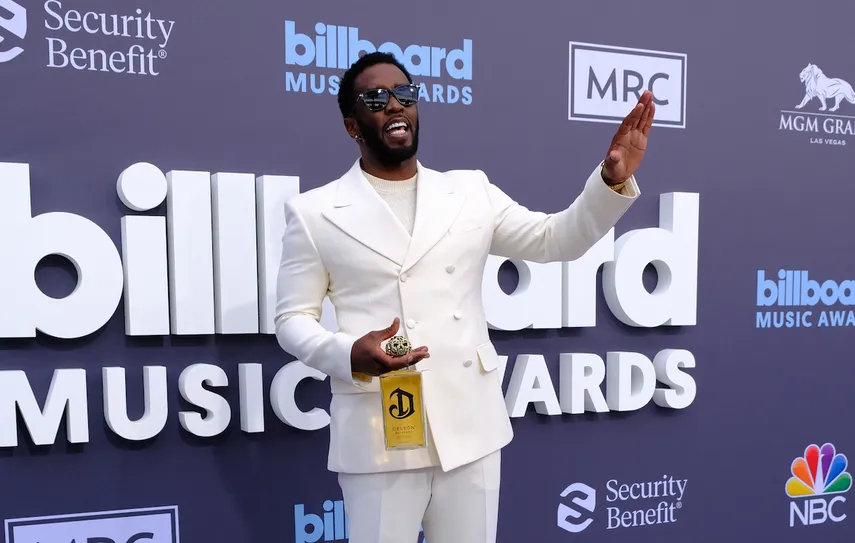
602, 90, 656, 183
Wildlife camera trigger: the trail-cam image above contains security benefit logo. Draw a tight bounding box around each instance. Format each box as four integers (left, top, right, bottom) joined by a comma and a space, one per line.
755, 269, 855, 329
568, 42, 687, 128
557, 483, 596, 533
0, 0, 174, 75
779, 63, 855, 147
0, 0, 26, 63
556, 475, 688, 534
4, 505, 179, 543
284, 20, 473, 106
786, 443, 852, 528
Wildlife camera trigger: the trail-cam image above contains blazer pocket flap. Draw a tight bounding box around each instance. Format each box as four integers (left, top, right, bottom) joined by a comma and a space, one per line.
476, 341, 499, 372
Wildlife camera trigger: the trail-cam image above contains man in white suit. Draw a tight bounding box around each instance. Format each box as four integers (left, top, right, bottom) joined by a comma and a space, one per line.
275, 52, 655, 543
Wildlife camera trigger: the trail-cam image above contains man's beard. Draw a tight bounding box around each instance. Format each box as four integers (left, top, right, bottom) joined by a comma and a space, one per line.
357, 117, 419, 166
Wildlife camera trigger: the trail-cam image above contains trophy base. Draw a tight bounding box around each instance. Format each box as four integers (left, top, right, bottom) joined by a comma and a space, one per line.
379, 368, 427, 451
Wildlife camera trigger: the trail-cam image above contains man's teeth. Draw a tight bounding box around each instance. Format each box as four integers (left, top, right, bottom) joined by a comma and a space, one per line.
386, 122, 407, 133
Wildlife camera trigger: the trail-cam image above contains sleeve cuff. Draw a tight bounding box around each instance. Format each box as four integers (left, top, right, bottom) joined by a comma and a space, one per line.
591, 162, 641, 200
618, 175, 640, 198
274, 313, 359, 386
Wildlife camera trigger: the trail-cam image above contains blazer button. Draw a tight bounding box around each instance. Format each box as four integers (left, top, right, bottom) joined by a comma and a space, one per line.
406, 319, 416, 329
446, 265, 455, 274
453, 310, 462, 320
463, 359, 472, 367
400, 273, 409, 282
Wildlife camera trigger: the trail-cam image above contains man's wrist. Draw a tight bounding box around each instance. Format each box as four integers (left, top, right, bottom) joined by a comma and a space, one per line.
600, 161, 627, 192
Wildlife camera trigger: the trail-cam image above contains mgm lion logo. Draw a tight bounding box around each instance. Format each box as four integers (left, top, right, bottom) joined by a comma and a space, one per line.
795, 63, 855, 112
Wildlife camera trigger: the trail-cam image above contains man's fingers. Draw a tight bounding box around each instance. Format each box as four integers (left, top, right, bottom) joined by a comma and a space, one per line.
640, 89, 653, 106
629, 92, 653, 128
618, 95, 653, 136
373, 317, 400, 340
629, 102, 643, 128
616, 111, 634, 136
614, 102, 642, 138
409, 351, 430, 362
385, 353, 428, 370
605, 147, 621, 166
642, 103, 656, 135
385, 317, 400, 334
373, 349, 404, 367
373, 349, 430, 370
638, 103, 652, 129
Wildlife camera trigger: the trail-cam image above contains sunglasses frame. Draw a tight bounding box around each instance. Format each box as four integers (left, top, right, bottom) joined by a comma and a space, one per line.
350, 83, 421, 116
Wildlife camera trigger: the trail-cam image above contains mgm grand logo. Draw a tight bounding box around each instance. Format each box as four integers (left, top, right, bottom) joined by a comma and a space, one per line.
779, 63, 855, 147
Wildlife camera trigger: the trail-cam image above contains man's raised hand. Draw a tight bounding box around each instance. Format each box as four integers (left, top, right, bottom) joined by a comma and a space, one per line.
602, 90, 656, 183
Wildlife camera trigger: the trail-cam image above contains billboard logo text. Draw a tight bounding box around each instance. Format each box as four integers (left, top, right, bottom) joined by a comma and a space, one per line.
756, 269, 855, 329
284, 20, 473, 106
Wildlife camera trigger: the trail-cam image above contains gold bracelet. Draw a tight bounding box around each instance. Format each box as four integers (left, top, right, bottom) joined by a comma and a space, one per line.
608, 181, 626, 193
600, 164, 626, 194
601, 162, 626, 193
352, 372, 373, 382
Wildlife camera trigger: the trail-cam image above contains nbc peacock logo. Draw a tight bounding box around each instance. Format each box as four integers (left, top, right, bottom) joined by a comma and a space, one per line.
786, 443, 852, 528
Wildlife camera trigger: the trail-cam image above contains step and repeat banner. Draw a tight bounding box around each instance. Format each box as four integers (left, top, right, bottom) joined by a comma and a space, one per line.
1, 0, 854, 541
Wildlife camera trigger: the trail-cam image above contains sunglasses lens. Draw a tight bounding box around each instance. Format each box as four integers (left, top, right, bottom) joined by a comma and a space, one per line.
394, 85, 419, 105
361, 89, 390, 111
356, 85, 419, 113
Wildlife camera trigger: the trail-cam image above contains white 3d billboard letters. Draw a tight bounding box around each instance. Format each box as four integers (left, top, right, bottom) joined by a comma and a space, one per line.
0, 361, 329, 446
0, 161, 700, 446
483, 192, 698, 329
0, 161, 699, 338
0, 161, 301, 339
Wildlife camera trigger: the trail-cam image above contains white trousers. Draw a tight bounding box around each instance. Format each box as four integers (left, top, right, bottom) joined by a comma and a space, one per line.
338, 450, 501, 543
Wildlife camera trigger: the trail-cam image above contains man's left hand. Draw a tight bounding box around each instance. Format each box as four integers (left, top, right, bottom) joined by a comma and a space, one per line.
602, 90, 656, 183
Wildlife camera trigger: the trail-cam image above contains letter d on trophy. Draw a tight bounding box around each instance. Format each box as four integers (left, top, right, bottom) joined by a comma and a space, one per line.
379, 336, 427, 450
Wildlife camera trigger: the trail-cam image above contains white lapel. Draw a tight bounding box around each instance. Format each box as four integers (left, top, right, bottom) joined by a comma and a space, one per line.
400, 162, 466, 274
321, 160, 411, 266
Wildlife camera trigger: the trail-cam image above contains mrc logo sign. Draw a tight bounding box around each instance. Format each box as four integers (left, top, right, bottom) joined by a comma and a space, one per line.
568, 41, 687, 129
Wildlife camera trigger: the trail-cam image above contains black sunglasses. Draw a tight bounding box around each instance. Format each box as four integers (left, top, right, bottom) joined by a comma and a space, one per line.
352, 83, 420, 114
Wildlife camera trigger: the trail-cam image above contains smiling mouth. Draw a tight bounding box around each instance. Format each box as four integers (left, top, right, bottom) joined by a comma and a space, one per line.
385, 121, 409, 138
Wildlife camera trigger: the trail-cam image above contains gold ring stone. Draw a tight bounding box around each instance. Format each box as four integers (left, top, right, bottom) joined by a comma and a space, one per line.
385, 336, 412, 357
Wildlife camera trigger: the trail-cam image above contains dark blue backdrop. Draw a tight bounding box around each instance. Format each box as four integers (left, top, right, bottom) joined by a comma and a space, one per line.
1, 0, 854, 541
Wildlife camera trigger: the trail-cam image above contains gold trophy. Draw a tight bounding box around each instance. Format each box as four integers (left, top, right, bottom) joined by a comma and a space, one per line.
378, 336, 426, 450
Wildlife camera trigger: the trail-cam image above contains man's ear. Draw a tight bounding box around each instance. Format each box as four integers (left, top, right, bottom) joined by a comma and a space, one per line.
344, 117, 359, 140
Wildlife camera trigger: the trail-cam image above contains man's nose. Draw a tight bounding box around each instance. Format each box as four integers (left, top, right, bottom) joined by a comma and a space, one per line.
385, 93, 404, 113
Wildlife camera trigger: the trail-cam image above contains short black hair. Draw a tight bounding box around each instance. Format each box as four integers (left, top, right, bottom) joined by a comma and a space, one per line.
337, 51, 413, 118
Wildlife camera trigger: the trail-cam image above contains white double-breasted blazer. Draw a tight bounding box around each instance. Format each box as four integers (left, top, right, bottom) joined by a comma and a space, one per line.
274, 159, 639, 474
